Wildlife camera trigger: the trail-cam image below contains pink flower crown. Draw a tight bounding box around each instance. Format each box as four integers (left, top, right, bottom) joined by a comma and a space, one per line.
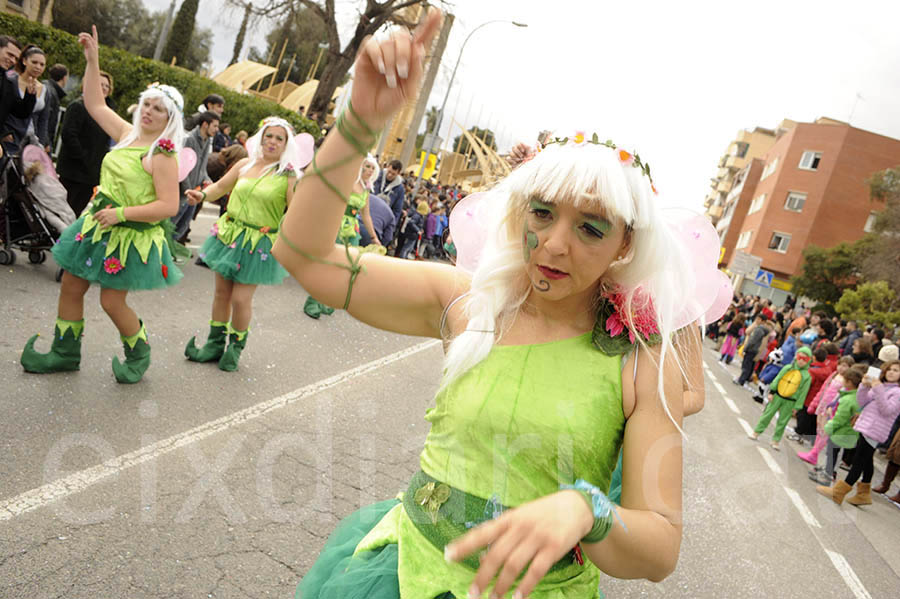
533, 131, 657, 193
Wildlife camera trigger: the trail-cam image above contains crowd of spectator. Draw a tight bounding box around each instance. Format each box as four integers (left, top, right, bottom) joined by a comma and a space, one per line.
707, 293, 900, 509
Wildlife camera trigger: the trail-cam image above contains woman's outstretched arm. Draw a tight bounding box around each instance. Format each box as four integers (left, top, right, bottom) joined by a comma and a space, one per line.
272, 9, 466, 338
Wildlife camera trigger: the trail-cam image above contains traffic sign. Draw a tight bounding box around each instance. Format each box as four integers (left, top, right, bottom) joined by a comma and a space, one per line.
730, 251, 762, 278
754, 269, 774, 288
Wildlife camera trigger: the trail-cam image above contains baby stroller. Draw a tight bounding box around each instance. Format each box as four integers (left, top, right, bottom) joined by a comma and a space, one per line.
0, 135, 74, 280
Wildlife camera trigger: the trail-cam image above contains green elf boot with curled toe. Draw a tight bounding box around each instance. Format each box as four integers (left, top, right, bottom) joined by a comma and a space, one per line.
112, 322, 151, 384
21, 318, 84, 373
185, 320, 228, 363
218, 327, 248, 372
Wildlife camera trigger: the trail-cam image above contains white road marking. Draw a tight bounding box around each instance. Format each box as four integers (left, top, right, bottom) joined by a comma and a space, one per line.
0, 340, 440, 521
824, 549, 873, 599
757, 446, 783, 475
722, 396, 740, 414
782, 486, 820, 528
703, 353, 874, 599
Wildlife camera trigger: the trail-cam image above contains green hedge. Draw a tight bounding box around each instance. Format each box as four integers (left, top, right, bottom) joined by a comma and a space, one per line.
0, 13, 319, 138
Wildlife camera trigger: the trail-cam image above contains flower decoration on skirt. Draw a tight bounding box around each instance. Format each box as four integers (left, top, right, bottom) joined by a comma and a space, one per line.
103, 257, 124, 275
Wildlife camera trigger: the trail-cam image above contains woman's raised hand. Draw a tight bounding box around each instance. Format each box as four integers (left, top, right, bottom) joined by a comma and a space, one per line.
351, 7, 443, 128
77, 25, 100, 67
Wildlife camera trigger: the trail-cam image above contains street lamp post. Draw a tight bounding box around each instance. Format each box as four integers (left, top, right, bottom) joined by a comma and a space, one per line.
412, 19, 527, 198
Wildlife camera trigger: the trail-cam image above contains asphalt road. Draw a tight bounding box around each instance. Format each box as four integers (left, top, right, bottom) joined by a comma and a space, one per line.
1, 210, 899, 597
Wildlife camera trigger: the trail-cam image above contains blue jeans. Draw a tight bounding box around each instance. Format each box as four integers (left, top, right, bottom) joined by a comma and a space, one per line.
171, 197, 196, 239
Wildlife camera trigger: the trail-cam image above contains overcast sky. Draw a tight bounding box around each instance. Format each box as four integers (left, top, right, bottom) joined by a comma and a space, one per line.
142, 0, 900, 210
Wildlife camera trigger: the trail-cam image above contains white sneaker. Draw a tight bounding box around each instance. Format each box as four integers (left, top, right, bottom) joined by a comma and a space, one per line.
748, 432, 759, 440
770, 442, 780, 451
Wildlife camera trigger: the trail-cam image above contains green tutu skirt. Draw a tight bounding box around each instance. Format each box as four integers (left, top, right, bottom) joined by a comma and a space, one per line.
199, 230, 288, 285
52, 215, 183, 290
297, 500, 455, 599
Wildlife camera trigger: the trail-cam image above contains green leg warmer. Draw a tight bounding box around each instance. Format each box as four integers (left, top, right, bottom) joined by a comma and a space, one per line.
112, 321, 151, 384
218, 328, 248, 372
21, 318, 83, 373
185, 320, 228, 363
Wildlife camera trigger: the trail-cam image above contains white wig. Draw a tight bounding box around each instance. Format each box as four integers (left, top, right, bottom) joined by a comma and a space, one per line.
358, 154, 380, 191
115, 84, 185, 152
239, 117, 300, 177
441, 141, 695, 432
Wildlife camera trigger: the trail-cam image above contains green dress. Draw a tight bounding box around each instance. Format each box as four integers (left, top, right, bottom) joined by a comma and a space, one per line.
199, 172, 291, 285
52, 146, 183, 290
298, 332, 626, 599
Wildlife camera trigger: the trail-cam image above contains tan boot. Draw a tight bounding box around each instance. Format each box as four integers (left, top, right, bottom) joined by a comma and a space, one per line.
817, 479, 853, 505
873, 462, 899, 494
846, 482, 873, 506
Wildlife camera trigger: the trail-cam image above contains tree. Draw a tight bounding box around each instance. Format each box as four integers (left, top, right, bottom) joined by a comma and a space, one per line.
861, 167, 900, 294
452, 126, 497, 156
835, 281, 900, 326
789, 241, 867, 305
162, 0, 200, 67
247, 6, 329, 87
238, 1, 443, 125
52, 0, 212, 70
37, 0, 53, 23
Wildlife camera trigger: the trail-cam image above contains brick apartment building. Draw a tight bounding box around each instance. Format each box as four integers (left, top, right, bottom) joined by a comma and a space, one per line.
715, 117, 900, 303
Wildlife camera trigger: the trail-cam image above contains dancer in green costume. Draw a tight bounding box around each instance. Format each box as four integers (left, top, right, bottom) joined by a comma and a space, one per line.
184, 117, 300, 371
273, 9, 721, 598
303, 155, 381, 319
21, 26, 184, 384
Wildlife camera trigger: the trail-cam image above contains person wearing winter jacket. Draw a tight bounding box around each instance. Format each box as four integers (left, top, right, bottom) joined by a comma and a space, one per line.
795, 346, 839, 439
799, 356, 855, 473
748, 346, 813, 450
396, 201, 427, 259
818, 360, 900, 505
816, 367, 864, 486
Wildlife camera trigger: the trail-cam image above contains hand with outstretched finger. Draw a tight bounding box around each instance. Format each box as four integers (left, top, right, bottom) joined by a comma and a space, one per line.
77, 25, 101, 68
351, 8, 443, 129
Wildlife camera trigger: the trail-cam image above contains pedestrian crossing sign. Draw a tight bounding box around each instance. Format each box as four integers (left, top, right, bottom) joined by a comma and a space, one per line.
754, 269, 773, 288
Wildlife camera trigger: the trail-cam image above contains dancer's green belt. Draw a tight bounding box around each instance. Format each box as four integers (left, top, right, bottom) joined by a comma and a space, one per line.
89, 191, 178, 252
402, 470, 583, 573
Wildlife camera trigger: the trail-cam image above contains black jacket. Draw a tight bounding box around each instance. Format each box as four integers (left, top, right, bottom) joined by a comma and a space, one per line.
56, 96, 116, 185
0, 69, 35, 140
45, 78, 66, 147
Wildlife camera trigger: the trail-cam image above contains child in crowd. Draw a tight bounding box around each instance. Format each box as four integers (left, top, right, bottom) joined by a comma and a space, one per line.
719, 313, 744, 365
813, 367, 864, 491
793, 347, 835, 441
800, 355, 854, 473
819, 360, 900, 505
748, 346, 813, 450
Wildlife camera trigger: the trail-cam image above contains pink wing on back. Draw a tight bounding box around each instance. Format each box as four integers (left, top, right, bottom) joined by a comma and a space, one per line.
448, 192, 490, 273
294, 133, 315, 169
177, 147, 197, 182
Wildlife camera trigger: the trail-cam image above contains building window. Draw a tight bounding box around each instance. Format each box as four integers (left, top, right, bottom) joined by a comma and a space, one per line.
768, 232, 791, 253
864, 211, 878, 233
784, 191, 807, 212
798, 151, 822, 171
748, 193, 767, 215
6, 0, 25, 8
736, 142, 749, 159
760, 157, 779, 181
736, 230, 752, 249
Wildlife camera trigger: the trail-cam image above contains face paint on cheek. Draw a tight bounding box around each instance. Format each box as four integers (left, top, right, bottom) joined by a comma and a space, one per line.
522, 224, 539, 263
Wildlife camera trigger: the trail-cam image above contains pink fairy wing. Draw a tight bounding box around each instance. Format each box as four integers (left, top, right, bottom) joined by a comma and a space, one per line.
448, 192, 490, 273
665, 210, 725, 329
293, 132, 315, 169
704, 270, 733, 323
177, 147, 197, 182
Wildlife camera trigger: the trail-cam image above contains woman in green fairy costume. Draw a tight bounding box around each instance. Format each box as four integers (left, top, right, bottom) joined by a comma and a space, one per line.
274, 9, 723, 598
20, 26, 184, 384
302, 154, 381, 319
183, 117, 301, 371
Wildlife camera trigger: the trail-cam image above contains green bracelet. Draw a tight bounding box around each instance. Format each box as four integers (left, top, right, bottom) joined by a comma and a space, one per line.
200, 190, 207, 202
560, 479, 619, 544
115, 206, 126, 223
